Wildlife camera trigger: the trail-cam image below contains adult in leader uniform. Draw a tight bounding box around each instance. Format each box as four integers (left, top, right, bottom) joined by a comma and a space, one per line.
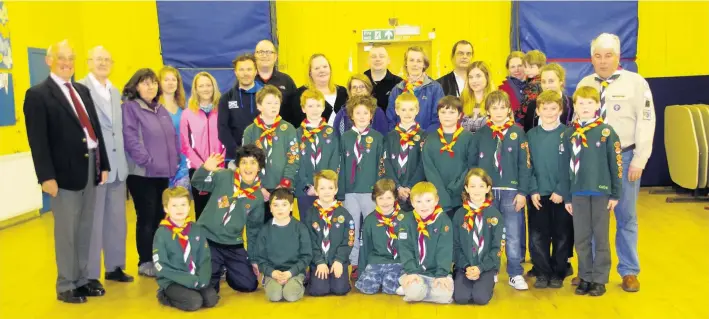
24, 40, 110, 304
577, 33, 656, 293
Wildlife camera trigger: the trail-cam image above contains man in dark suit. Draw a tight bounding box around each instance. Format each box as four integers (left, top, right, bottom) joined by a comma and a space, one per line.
437, 40, 474, 97
23, 40, 110, 304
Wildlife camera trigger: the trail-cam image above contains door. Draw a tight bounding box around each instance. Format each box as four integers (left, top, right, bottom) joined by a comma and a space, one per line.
357, 41, 434, 78
28, 48, 52, 213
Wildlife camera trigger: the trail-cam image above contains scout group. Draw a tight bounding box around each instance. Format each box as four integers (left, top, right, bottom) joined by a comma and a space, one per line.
30, 31, 653, 310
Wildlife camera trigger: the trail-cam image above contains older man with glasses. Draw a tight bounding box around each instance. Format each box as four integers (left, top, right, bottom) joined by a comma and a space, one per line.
254, 40, 297, 124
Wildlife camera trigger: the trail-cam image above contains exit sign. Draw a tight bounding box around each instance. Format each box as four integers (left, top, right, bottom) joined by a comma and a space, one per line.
362, 29, 395, 42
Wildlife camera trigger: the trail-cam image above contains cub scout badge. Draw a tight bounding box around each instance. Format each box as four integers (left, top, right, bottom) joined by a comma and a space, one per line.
398, 232, 408, 239
397, 214, 405, 221
596, 141, 601, 148
602, 128, 611, 137
601, 136, 607, 143
217, 196, 229, 209
312, 222, 320, 231
365, 136, 374, 144
337, 215, 345, 223
280, 124, 288, 131
490, 217, 498, 226
204, 173, 213, 183
510, 132, 518, 140
414, 135, 421, 142
444, 225, 449, 233
245, 204, 251, 210
614, 141, 621, 154
326, 127, 333, 134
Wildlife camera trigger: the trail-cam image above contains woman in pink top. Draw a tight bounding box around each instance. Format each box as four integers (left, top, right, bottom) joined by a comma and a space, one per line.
180, 71, 225, 219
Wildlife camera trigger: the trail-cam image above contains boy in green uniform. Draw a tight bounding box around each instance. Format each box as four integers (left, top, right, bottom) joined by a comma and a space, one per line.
355, 179, 404, 295
527, 90, 574, 289
242, 85, 300, 222
296, 89, 340, 220
255, 188, 313, 302
303, 170, 353, 296
422, 96, 477, 218
339, 95, 385, 280
471, 90, 531, 290
397, 181, 453, 304
191, 145, 265, 294
153, 187, 218, 312
559, 86, 622, 297
452, 168, 504, 305
384, 92, 426, 211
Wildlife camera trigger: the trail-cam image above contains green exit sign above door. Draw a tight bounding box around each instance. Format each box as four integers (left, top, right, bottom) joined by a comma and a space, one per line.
362, 29, 395, 42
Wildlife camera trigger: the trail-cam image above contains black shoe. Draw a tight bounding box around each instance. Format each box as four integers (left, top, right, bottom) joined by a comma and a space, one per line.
77, 280, 105, 297
526, 266, 537, 278
534, 275, 549, 288
105, 268, 134, 282
575, 280, 591, 295
588, 283, 606, 296
57, 289, 87, 303
549, 276, 564, 288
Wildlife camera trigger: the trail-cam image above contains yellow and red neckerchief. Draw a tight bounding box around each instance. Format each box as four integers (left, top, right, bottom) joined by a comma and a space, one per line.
438, 125, 464, 158
254, 115, 282, 148
396, 123, 420, 147
571, 118, 603, 147
375, 202, 401, 239
487, 118, 515, 141
233, 169, 260, 200
462, 199, 491, 232
301, 118, 327, 144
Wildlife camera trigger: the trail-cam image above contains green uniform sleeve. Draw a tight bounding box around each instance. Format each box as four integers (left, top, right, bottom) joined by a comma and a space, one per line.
409, 146, 427, 187
334, 212, 354, 264
153, 230, 199, 288
295, 130, 310, 191
245, 201, 264, 261
558, 133, 572, 203
289, 222, 313, 275
396, 216, 419, 275
282, 132, 300, 187
384, 144, 402, 189
452, 210, 470, 270
422, 140, 453, 207
327, 133, 341, 174
479, 212, 503, 273
256, 227, 275, 276
434, 217, 453, 278
337, 137, 347, 200
377, 137, 386, 181
191, 166, 223, 192
196, 233, 212, 287
242, 125, 255, 146
358, 216, 372, 271
607, 129, 623, 200
306, 211, 326, 266
517, 131, 532, 196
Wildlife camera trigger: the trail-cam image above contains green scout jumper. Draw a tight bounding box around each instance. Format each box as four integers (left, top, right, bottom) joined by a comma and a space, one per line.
384, 125, 426, 190
295, 124, 340, 197
396, 211, 453, 278
558, 123, 623, 202
452, 204, 504, 273
192, 166, 264, 254
359, 210, 402, 271
255, 218, 313, 277
338, 126, 385, 197
527, 124, 566, 196
153, 222, 212, 289
242, 119, 300, 189
472, 124, 532, 195
303, 204, 354, 266
421, 129, 476, 211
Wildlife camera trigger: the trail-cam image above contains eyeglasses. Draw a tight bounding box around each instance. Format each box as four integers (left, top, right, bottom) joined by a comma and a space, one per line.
351, 85, 367, 91
90, 57, 113, 64
456, 51, 473, 57
255, 50, 275, 56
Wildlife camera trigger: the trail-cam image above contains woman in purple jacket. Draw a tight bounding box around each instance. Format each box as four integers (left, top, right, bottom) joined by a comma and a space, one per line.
122, 68, 179, 277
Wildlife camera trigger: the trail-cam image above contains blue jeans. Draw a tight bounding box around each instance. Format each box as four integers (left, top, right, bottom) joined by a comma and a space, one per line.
492, 189, 524, 277
614, 150, 641, 276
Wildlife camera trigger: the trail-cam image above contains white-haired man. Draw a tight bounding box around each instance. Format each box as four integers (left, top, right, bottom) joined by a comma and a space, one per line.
576, 33, 655, 293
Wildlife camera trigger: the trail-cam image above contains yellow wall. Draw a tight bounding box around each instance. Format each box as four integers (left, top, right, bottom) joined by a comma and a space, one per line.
637, 1, 709, 78
1, 1, 162, 155
276, 1, 512, 88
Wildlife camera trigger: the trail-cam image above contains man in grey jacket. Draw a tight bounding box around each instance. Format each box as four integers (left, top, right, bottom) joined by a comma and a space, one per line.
78, 46, 133, 289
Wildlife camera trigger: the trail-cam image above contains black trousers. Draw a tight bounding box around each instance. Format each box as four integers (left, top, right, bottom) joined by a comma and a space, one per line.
528, 195, 574, 278
158, 283, 219, 312
188, 168, 211, 220
208, 241, 258, 293
446, 205, 461, 220
453, 269, 495, 305
306, 263, 351, 296
127, 175, 169, 265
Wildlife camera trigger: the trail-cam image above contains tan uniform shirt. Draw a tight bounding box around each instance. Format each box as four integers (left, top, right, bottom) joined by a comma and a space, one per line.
577, 70, 656, 169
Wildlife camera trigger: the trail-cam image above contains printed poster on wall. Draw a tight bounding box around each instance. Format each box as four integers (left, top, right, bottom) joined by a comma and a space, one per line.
0, 1, 11, 70
0, 72, 15, 126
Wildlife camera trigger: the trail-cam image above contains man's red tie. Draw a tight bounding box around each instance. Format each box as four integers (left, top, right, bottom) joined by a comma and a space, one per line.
64, 83, 97, 141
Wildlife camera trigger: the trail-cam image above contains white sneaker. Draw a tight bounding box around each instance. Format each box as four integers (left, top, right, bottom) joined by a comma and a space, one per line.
508, 275, 529, 290
494, 274, 498, 283
395, 286, 405, 296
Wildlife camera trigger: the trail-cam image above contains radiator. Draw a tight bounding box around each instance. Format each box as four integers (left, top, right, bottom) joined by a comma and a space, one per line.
0, 152, 43, 221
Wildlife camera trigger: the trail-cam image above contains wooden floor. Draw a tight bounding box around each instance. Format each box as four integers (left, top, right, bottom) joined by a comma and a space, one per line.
1, 189, 708, 319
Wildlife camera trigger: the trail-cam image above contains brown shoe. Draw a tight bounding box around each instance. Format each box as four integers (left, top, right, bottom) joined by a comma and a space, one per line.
622, 275, 640, 292
571, 276, 581, 286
